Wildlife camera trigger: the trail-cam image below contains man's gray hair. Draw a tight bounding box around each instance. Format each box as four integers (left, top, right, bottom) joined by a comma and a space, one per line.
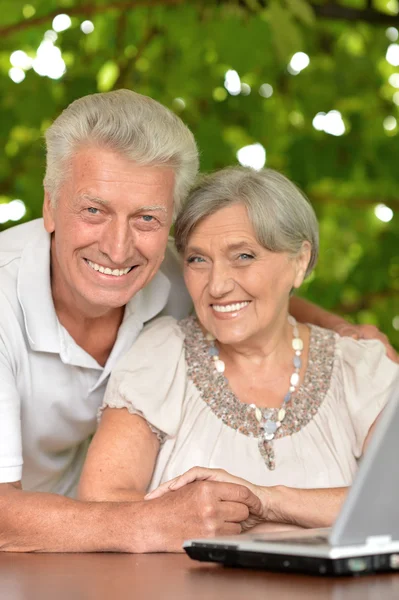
175, 166, 319, 278
43, 89, 199, 216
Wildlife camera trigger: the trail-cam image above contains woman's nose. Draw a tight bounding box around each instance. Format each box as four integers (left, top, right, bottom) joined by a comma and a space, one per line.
208, 263, 235, 298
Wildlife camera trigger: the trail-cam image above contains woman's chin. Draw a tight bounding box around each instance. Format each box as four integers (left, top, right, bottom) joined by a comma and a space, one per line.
209, 326, 251, 346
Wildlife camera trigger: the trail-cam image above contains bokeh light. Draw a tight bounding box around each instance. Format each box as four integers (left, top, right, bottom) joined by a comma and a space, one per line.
10, 50, 32, 70
383, 115, 397, 131
81, 20, 95, 34
236, 143, 266, 170
312, 110, 346, 136
386, 27, 399, 42
288, 52, 310, 75
52, 14, 72, 33
32, 41, 66, 79
386, 44, 399, 66
224, 70, 241, 95
9, 68, 25, 83
374, 203, 394, 222
0, 200, 27, 224
259, 83, 273, 98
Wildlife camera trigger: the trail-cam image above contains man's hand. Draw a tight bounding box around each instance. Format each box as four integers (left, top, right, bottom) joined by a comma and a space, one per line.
333, 323, 398, 363
136, 477, 264, 551
144, 468, 269, 535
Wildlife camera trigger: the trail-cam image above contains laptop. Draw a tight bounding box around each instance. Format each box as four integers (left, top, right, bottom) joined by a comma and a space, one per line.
183, 376, 399, 576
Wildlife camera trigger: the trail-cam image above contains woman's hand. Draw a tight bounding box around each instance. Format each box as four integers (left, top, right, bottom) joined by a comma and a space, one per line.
145, 467, 271, 530
333, 323, 398, 363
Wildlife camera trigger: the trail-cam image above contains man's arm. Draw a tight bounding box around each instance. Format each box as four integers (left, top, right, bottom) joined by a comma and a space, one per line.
1, 407, 264, 553
289, 296, 345, 330
0, 478, 263, 553
289, 297, 398, 362
0, 481, 134, 552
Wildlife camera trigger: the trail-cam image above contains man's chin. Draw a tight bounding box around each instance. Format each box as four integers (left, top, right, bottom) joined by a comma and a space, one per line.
78, 287, 138, 313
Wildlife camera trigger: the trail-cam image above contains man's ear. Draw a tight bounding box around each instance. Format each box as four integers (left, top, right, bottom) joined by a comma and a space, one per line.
43, 190, 56, 233
293, 241, 312, 289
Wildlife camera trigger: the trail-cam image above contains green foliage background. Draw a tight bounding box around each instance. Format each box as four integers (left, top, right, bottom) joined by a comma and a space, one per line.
0, 0, 398, 347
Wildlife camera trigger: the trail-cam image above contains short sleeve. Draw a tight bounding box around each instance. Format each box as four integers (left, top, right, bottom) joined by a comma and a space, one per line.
101, 316, 186, 438
0, 326, 23, 483
335, 336, 399, 457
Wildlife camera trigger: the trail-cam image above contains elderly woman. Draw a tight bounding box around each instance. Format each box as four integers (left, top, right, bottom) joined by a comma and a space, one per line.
79, 167, 398, 535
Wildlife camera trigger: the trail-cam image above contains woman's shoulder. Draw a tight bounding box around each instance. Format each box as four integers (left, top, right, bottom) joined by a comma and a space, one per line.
307, 323, 396, 370
332, 329, 398, 374
113, 316, 193, 375
308, 324, 399, 410
141, 315, 184, 339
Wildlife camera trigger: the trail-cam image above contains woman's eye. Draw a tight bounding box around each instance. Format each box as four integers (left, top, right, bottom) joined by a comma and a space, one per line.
238, 253, 254, 260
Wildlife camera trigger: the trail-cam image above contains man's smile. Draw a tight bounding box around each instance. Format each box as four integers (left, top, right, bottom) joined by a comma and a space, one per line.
84, 259, 136, 278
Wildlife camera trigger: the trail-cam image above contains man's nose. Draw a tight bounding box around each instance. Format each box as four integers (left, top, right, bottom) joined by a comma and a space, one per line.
98, 219, 135, 265
208, 262, 235, 298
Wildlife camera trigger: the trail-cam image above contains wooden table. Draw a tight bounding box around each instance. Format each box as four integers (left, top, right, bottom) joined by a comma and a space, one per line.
1, 552, 399, 600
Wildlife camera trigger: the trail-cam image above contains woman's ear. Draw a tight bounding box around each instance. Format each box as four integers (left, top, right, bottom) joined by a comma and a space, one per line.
293, 241, 312, 289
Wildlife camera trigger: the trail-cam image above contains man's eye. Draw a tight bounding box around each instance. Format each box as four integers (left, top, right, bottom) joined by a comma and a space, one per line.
142, 215, 154, 222
87, 207, 100, 215
187, 256, 206, 264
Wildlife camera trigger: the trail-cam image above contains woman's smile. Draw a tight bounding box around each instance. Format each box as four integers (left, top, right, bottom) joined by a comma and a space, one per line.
211, 301, 251, 318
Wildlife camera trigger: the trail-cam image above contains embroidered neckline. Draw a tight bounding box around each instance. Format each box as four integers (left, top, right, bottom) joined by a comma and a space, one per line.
179, 316, 337, 470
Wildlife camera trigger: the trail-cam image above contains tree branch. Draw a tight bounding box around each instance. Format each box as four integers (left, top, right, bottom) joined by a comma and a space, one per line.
0, 0, 184, 38
113, 25, 162, 88
311, 2, 399, 25
1, 0, 399, 39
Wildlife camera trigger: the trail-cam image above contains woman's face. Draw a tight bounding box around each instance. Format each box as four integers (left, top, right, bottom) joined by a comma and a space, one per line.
183, 203, 310, 346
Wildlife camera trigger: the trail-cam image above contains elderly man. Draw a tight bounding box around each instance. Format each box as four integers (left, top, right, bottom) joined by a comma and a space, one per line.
0, 89, 395, 554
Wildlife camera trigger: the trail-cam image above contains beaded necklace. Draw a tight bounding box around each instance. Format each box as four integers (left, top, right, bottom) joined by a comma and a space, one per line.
206, 314, 303, 442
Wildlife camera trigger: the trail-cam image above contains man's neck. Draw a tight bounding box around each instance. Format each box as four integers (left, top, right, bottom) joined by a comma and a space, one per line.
56, 306, 125, 367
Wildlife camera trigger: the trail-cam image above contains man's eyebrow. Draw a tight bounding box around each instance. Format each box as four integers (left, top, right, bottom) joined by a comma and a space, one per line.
78, 195, 168, 214
139, 205, 168, 213
78, 193, 109, 206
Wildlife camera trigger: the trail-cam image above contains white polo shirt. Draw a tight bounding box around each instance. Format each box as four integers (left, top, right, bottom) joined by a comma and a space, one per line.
0, 219, 191, 497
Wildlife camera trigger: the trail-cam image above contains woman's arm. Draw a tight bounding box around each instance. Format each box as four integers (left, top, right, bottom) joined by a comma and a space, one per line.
146, 467, 346, 529
78, 408, 160, 502
146, 417, 380, 529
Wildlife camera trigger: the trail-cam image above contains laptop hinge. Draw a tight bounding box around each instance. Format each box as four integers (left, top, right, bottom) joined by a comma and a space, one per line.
365, 535, 392, 546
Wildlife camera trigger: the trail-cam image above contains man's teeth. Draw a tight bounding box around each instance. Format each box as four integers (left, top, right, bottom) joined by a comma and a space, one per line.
87, 260, 132, 277
212, 302, 250, 313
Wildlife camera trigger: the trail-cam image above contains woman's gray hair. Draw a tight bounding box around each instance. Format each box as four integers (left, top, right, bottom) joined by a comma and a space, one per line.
43, 89, 199, 217
174, 166, 319, 278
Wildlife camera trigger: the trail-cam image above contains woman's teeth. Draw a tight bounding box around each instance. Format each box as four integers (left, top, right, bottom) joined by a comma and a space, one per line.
212, 302, 250, 313
86, 260, 132, 277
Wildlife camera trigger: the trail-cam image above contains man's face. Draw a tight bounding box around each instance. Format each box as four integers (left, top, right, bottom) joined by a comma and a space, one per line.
43, 146, 175, 316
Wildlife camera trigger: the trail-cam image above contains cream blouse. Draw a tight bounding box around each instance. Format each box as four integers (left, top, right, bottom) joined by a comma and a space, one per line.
101, 316, 399, 492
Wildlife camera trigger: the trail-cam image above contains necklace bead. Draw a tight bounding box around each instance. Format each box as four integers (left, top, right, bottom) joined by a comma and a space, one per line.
207, 315, 303, 445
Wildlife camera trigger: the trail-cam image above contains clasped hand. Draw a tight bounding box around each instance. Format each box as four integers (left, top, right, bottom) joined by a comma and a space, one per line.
146, 467, 271, 531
